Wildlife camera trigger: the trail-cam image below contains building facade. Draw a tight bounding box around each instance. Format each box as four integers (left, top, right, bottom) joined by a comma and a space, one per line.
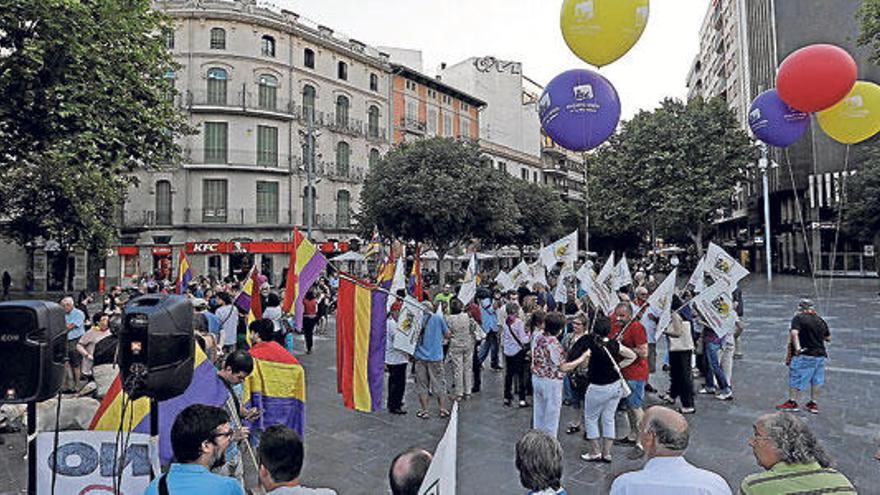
107, 0, 393, 287
688, 0, 879, 277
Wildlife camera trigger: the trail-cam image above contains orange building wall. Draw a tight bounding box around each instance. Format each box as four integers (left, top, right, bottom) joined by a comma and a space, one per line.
391, 75, 406, 144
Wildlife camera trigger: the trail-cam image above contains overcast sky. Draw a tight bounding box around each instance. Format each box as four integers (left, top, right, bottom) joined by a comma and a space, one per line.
283, 0, 711, 119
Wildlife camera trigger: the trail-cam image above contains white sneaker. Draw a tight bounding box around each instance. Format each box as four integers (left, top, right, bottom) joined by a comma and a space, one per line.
716, 390, 733, 401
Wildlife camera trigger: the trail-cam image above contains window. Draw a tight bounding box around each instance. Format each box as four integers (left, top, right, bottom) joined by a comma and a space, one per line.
370, 73, 378, 92
406, 80, 417, 91
458, 114, 470, 137
533, 171, 539, 183
405, 97, 417, 122
203, 122, 228, 163
163, 70, 175, 103
302, 85, 316, 122
498, 161, 507, 174
442, 112, 452, 136
367, 105, 380, 138
155, 181, 172, 225
427, 108, 437, 136
520, 169, 528, 180
261, 35, 275, 57
303, 48, 315, 69
207, 68, 227, 105
302, 186, 316, 225
427, 89, 436, 99
203, 179, 227, 223
257, 125, 278, 167
336, 190, 351, 228
335, 95, 349, 127
256, 181, 279, 223
336, 141, 350, 177
258, 74, 277, 110
210, 28, 225, 50
337, 61, 348, 80
369, 148, 380, 168
461, 102, 470, 112
163, 28, 175, 49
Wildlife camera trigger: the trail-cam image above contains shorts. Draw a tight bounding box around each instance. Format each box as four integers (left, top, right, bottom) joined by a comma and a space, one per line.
66, 339, 82, 367
625, 380, 645, 409
414, 360, 447, 396
789, 355, 826, 391
647, 343, 657, 374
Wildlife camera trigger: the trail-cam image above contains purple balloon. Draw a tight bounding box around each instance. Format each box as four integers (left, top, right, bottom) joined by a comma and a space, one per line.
539, 69, 621, 152
748, 89, 809, 147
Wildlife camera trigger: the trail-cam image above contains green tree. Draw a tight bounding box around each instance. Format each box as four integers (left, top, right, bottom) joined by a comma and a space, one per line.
358, 138, 520, 277
0, 0, 191, 281
493, 178, 565, 253
589, 98, 757, 256
844, 146, 880, 270
858, 0, 880, 64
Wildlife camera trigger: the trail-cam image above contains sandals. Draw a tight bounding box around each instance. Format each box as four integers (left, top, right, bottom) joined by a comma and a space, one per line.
416, 410, 429, 420
580, 452, 603, 462
439, 409, 451, 418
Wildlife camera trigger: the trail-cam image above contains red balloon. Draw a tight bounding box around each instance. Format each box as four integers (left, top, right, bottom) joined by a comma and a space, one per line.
776, 44, 857, 113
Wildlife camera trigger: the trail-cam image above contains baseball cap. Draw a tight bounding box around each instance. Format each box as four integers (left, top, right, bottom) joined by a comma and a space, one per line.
798, 298, 814, 310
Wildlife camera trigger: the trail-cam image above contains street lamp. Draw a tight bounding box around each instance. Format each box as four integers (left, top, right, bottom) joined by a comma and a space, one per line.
758, 144, 772, 282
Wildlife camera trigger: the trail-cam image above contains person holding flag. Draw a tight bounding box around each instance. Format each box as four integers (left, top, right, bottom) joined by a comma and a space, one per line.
176, 248, 194, 295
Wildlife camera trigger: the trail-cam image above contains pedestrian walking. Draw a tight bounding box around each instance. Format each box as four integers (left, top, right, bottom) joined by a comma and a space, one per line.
1, 270, 10, 300
659, 295, 696, 414
776, 299, 831, 414
301, 290, 319, 354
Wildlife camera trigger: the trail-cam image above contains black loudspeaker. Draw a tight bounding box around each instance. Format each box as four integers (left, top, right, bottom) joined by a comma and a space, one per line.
0, 301, 67, 403
119, 295, 194, 401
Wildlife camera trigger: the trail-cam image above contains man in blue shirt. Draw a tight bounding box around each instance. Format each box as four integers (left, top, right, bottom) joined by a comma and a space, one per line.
144, 404, 244, 495
61, 297, 86, 392
413, 302, 449, 419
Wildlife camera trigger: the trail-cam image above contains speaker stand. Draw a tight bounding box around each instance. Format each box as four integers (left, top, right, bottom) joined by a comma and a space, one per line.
27, 402, 36, 495
149, 398, 159, 481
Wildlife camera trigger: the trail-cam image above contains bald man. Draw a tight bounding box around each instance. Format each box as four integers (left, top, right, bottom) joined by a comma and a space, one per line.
389, 448, 432, 495
610, 406, 731, 495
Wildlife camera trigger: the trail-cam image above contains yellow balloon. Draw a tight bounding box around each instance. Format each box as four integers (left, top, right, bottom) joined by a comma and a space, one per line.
817, 81, 880, 144
560, 0, 650, 68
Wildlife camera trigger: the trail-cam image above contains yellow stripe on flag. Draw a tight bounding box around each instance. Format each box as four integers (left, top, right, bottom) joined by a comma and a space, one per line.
242, 360, 305, 404
352, 285, 372, 412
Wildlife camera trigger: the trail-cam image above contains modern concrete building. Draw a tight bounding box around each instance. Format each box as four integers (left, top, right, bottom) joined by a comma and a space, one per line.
106, 0, 393, 286
688, 0, 879, 277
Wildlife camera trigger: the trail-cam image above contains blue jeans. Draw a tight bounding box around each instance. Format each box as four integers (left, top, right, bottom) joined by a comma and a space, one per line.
478, 331, 499, 368
704, 342, 730, 392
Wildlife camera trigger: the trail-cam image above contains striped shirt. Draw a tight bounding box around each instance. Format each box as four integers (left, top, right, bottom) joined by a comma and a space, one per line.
739, 461, 856, 495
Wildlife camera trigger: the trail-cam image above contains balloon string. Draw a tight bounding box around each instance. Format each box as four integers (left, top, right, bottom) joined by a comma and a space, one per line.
824, 144, 850, 316
784, 148, 820, 304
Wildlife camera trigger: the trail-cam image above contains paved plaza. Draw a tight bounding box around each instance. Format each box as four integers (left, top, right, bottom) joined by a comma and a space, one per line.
2, 275, 879, 494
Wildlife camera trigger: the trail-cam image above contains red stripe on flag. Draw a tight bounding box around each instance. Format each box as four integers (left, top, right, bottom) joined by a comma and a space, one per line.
336, 278, 356, 408
88, 375, 122, 430
281, 229, 300, 314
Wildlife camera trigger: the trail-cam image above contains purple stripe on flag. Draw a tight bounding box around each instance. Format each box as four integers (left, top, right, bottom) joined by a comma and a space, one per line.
368, 291, 387, 412
294, 255, 328, 329
234, 292, 251, 314
243, 394, 305, 437
133, 359, 229, 465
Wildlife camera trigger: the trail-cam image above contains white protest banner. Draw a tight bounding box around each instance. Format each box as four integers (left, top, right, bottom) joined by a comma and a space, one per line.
394, 296, 426, 355
705, 242, 749, 287
576, 260, 594, 288
687, 255, 707, 293
527, 261, 548, 289
509, 261, 530, 288
387, 249, 407, 310
692, 279, 738, 339
554, 262, 574, 304
418, 402, 458, 495
37, 431, 159, 495
540, 230, 578, 269
579, 260, 618, 315
495, 270, 515, 292
612, 254, 633, 291
457, 254, 478, 305
647, 268, 678, 340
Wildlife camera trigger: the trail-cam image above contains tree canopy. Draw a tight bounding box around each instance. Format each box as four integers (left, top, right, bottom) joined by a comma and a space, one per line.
858, 0, 880, 64
844, 145, 880, 266
0, 0, 192, 252
589, 97, 757, 255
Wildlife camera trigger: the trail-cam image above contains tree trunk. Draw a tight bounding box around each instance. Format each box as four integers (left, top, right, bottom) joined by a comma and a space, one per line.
437, 248, 448, 288
60, 248, 70, 293
873, 232, 880, 281
690, 226, 704, 259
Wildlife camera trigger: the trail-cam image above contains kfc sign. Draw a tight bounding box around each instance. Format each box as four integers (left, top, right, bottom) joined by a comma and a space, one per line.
192, 242, 221, 253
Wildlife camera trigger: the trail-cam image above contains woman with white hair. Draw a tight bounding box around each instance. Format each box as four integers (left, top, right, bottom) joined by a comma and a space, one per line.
516, 429, 567, 495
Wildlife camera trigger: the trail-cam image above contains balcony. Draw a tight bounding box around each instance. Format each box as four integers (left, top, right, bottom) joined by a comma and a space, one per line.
400, 116, 426, 134
366, 126, 387, 143
120, 210, 173, 229
326, 116, 364, 138
183, 207, 294, 227
186, 90, 294, 121
295, 157, 366, 183
185, 148, 291, 171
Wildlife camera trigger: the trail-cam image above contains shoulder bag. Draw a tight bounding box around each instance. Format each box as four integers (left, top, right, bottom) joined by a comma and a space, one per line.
602, 342, 631, 398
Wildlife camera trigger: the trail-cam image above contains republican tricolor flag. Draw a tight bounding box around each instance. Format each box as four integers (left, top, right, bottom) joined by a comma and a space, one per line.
336, 275, 386, 412
281, 228, 327, 330
175, 248, 193, 295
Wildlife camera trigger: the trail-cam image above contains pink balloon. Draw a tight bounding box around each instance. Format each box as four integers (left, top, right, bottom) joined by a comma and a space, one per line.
776, 44, 857, 113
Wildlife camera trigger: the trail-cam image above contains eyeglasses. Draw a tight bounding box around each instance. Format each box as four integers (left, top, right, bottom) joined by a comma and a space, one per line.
213, 430, 234, 440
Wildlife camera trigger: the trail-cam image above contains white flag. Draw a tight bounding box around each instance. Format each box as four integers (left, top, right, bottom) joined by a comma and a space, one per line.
576, 261, 594, 289
686, 256, 706, 293
387, 249, 407, 310
691, 279, 738, 339
540, 230, 578, 269
705, 242, 749, 287
612, 254, 633, 291
528, 260, 548, 289
394, 296, 426, 355
596, 254, 615, 291
495, 270, 515, 292
457, 254, 478, 305
418, 402, 458, 495
646, 268, 677, 340
509, 260, 529, 288
580, 259, 618, 315
554, 262, 574, 304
